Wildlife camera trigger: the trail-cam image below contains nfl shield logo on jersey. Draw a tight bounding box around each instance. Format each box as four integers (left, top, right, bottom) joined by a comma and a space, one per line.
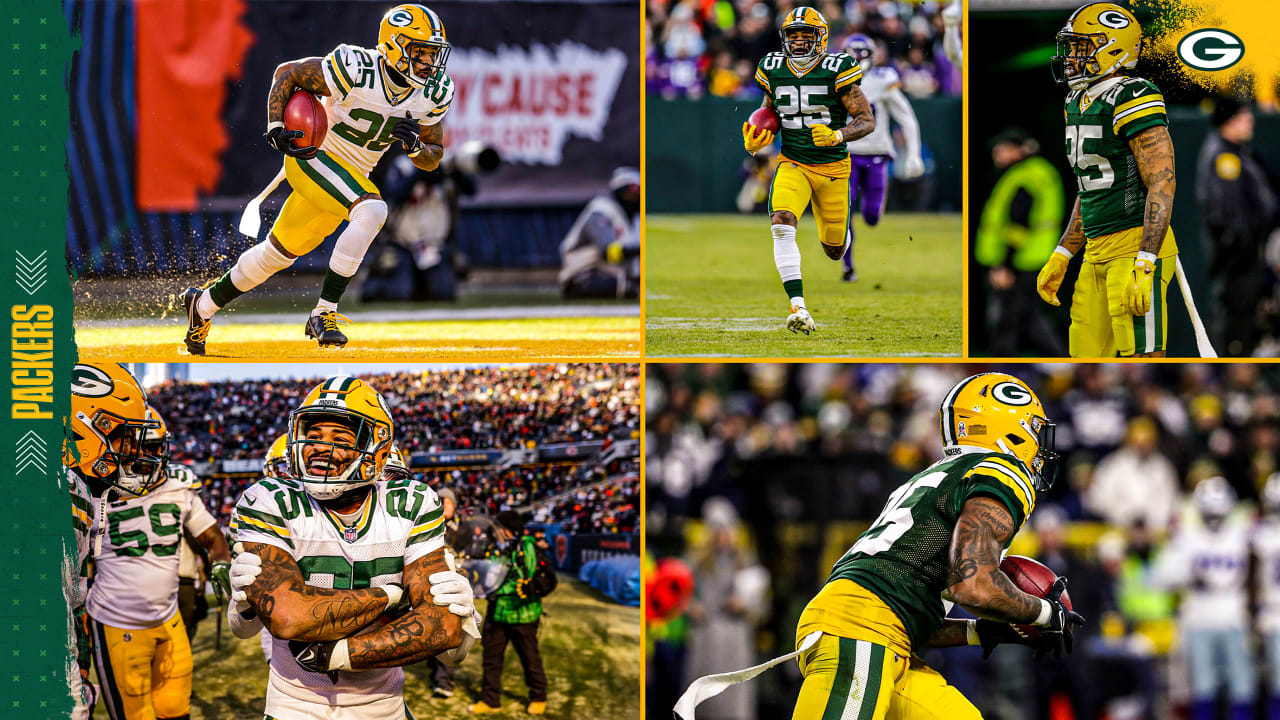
344, 526, 358, 543
123, 633, 132, 642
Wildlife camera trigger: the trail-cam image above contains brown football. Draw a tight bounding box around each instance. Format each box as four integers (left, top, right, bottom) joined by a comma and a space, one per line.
747, 106, 780, 134
284, 91, 328, 150
1000, 555, 1071, 640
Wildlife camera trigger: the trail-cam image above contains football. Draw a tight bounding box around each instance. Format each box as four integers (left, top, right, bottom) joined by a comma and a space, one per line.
747, 106, 780, 134
1000, 555, 1070, 639
284, 91, 328, 150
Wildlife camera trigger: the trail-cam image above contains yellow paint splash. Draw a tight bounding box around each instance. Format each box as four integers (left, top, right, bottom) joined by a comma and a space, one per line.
1142, 0, 1280, 104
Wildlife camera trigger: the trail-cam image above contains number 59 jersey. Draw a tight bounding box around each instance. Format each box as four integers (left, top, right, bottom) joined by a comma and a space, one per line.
86, 474, 218, 629
231, 475, 446, 706
824, 446, 1037, 651
754, 51, 862, 167
320, 44, 455, 177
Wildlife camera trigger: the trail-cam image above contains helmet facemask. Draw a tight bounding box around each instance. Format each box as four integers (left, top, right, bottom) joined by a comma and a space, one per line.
390, 35, 449, 87
78, 410, 166, 496
288, 409, 388, 502
1051, 28, 1135, 91
1025, 415, 1060, 492
780, 22, 825, 66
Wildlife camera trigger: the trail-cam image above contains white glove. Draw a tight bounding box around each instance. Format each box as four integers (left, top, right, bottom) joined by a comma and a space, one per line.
903, 155, 925, 178
436, 608, 483, 666
229, 544, 262, 608
429, 569, 476, 618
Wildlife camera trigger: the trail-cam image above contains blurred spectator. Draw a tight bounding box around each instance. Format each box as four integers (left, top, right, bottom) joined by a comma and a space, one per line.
1251, 474, 1280, 719
646, 0, 959, 100
1197, 98, 1277, 357
974, 127, 1066, 357
1086, 417, 1181, 535
559, 166, 640, 299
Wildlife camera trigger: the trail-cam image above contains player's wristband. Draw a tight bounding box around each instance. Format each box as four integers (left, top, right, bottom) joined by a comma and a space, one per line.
1053, 246, 1074, 260
964, 619, 980, 646
383, 583, 404, 611
330, 638, 352, 671
1136, 250, 1157, 266
267, 120, 284, 132
1033, 599, 1053, 627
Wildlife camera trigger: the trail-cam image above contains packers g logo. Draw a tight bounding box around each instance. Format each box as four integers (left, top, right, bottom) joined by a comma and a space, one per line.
991, 382, 1033, 407
1097, 10, 1131, 29
71, 365, 114, 398
387, 9, 414, 27
1178, 29, 1244, 71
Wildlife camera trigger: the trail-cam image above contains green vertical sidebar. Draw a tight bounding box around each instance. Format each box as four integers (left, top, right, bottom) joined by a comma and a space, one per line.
0, 1, 78, 717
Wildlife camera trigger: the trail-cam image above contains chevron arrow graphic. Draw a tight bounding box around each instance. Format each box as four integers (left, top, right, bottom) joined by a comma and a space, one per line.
16, 430, 48, 475
15, 249, 48, 296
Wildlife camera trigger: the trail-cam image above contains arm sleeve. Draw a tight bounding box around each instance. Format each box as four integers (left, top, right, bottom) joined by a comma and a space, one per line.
230, 483, 294, 553
943, 24, 962, 68
884, 85, 921, 163
405, 485, 447, 565
961, 455, 1037, 530
1112, 80, 1167, 140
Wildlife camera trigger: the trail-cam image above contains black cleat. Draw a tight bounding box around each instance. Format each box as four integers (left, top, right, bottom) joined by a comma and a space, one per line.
181, 287, 212, 355
305, 311, 350, 348
842, 267, 858, 283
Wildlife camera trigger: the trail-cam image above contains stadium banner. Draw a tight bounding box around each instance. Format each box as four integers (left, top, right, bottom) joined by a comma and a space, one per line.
212, 0, 640, 208
538, 440, 606, 461
411, 449, 506, 467
0, 2, 77, 715
569, 533, 639, 572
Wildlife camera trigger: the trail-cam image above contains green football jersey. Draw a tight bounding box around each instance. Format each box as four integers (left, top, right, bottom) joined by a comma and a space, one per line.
754, 51, 862, 166
827, 447, 1037, 651
1064, 75, 1168, 238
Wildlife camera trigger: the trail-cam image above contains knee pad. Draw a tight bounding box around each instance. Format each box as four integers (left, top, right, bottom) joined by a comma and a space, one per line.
350, 196, 388, 228
331, 197, 388, 274
229, 241, 295, 293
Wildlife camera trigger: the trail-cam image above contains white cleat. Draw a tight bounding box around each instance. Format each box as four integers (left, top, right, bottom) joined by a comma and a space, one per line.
786, 305, 816, 335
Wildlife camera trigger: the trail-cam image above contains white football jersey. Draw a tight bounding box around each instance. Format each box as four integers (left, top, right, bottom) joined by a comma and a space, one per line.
86, 474, 217, 629
167, 464, 207, 580
231, 475, 446, 707
1254, 518, 1280, 632
65, 467, 92, 612
1160, 520, 1250, 630
319, 44, 454, 176
847, 65, 902, 157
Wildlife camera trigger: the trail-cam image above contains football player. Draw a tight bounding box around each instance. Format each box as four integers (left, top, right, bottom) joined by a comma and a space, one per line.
182, 4, 454, 353
1253, 474, 1280, 719
744, 7, 874, 334
68, 366, 233, 720
226, 376, 479, 719
676, 373, 1086, 720
838, 35, 923, 282
1037, 2, 1179, 357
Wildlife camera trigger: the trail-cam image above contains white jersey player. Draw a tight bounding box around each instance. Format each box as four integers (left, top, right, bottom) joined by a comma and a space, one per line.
65, 466, 95, 720
228, 375, 478, 719
838, 35, 923, 282
184, 3, 455, 353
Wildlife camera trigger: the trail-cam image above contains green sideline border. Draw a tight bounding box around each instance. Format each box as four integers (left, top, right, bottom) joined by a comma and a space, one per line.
0, 1, 77, 716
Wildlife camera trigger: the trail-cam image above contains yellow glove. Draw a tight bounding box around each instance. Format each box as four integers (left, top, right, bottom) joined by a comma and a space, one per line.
1123, 254, 1156, 316
810, 123, 844, 148
1036, 249, 1071, 306
742, 122, 774, 155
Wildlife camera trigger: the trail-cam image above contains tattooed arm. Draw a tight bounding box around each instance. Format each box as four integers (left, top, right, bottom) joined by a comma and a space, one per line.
242, 542, 395, 642
1058, 197, 1085, 255
945, 497, 1044, 624
267, 58, 331, 126
926, 619, 973, 648
410, 122, 445, 172
344, 549, 464, 669
1129, 125, 1176, 256
839, 85, 875, 142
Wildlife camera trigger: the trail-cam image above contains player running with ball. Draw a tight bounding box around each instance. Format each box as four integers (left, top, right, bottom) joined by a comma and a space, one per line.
743, 7, 875, 334
183, 4, 454, 353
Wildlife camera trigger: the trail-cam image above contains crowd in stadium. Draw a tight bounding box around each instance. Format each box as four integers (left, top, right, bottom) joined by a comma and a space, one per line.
646, 363, 1280, 719
647, 0, 961, 99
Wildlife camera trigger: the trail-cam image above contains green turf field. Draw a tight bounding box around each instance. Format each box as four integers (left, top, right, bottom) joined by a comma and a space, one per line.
645, 213, 962, 357
92, 577, 640, 719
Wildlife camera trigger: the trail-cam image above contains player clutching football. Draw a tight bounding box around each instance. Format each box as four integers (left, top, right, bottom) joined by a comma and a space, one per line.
66, 363, 233, 720
182, 4, 454, 354
224, 375, 481, 719
744, 7, 875, 334
675, 373, 1086, 719
1036, 2, 1197, 357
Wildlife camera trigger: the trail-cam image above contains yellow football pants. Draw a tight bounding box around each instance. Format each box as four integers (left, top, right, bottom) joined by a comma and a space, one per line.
91, 611, 192, 720
273, 149, 381, 256
768, 158, 851, 253
793, 634, 983, 720
1069, 254, 1173, 357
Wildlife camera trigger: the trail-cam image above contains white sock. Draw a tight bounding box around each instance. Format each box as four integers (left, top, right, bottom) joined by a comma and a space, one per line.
772, 223, 803, 305
312, 299, 337, 316
196, 289, 220, 319
203, 241, 295, 318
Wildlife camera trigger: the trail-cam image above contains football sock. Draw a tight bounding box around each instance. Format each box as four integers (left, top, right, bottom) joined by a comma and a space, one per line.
318, 198, 388, 307
772, 224, 804, 305
204, 240, 295, 316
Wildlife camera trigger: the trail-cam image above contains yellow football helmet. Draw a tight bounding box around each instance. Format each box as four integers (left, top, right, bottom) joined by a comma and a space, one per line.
66, 363, 165, 496
263, 434, 291, 479
378, 4, 450, 87
779, 7, 829, 64
141, 405, 171, 473
1051, 2, 1142, 91
940, 372, 1060, 491
288, 376, 394, 500
382, 442, 411, 482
